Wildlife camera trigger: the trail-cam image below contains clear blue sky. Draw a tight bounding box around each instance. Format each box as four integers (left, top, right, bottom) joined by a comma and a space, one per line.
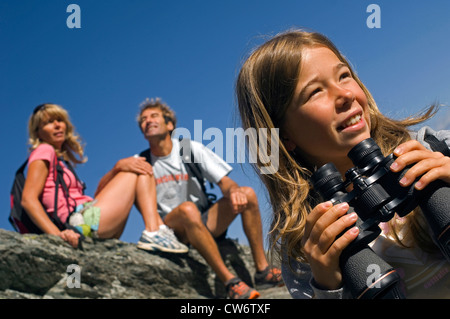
1, 0, 450, 247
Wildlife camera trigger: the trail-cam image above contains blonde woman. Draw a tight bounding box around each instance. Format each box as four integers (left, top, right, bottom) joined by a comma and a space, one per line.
236, 30, 450, 298
21, 103, 188, 252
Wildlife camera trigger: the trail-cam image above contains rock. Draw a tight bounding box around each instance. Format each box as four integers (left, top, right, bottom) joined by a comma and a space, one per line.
0, 229, 290, 299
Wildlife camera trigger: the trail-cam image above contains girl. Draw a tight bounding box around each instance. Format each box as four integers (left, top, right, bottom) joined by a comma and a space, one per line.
236, 30, 450, 298
21, 103, 187, 252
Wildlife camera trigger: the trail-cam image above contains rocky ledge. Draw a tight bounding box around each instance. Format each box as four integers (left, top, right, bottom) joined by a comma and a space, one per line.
0, 229, 290, 299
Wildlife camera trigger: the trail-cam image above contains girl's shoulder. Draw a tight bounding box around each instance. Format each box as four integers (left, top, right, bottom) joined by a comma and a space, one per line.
412, 126, 450, 150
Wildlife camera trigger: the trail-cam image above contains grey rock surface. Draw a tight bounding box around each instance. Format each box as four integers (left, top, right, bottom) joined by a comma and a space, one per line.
0, 229, 290, 299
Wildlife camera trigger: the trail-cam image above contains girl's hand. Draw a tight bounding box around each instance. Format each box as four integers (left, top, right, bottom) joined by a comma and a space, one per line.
58, 229, 80, 248
390, 140, 450, 190
301, 201, 359, 290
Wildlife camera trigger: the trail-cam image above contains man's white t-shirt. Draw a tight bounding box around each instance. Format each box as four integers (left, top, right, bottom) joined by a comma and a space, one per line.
147, 138, 232, 218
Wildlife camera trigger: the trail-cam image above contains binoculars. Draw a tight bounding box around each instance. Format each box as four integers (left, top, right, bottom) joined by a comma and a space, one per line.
311, 138, 450, 298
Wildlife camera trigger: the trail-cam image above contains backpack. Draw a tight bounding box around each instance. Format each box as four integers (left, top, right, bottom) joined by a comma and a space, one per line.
140, 138, 217, 209
9, 155, 86, 235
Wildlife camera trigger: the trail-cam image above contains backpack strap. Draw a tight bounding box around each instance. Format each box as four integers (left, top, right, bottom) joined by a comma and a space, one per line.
63, 159, 86, 193
17, 159, 29, 175
53, 157, 85, 243
140, 148, 152, 165
52, 157, 68, 230
179, 138, 217, 207
179, 138, 205, 190
424, 134, 450, 157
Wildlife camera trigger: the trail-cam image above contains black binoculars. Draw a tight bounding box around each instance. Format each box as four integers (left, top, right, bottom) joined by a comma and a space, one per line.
311, 138, 450, 298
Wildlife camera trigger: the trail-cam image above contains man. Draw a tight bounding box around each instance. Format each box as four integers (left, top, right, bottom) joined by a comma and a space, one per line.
135, 98, 283, 299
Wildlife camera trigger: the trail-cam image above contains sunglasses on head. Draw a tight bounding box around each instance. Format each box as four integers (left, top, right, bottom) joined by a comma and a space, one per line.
32, 103, 51, 115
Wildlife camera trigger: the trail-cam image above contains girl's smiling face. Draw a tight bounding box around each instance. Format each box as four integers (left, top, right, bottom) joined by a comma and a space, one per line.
282, 46, 371, 172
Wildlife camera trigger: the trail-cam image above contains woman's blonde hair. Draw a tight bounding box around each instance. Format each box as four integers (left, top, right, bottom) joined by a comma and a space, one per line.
236, 29, 439, 263
28, 103, 86, 165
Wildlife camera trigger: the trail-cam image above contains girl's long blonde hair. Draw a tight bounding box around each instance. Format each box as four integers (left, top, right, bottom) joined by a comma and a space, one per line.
28, 103, 86, 165
236, 29, 439, 263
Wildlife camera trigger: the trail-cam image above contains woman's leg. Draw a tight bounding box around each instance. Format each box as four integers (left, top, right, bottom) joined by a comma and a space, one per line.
94, 172, 161, 239
94, 172, 137, 238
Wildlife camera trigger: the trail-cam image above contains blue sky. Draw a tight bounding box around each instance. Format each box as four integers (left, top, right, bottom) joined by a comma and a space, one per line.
1, 0, 450, 247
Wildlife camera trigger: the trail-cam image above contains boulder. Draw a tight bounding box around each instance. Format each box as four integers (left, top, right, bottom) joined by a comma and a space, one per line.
0, 229, 290, 299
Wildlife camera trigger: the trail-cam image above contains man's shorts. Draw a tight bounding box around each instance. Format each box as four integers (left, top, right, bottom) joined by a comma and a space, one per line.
201, 208, 228, 242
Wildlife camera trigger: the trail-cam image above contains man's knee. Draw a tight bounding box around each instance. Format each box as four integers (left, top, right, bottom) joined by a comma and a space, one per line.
138, 172, 155, 183
177, 202, 201, 222
240, 186, 258, 206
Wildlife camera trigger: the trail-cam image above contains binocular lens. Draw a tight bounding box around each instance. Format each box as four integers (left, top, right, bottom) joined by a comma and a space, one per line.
310, 163, 345, 200
348, 138, 384, 170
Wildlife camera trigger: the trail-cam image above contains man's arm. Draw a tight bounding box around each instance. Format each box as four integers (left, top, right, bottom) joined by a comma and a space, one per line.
217, 175, 248, 213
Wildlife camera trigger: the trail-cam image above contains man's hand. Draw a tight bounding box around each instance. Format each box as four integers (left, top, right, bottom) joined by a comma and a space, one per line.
114, 156, 153, 176
227, 186, 248, 213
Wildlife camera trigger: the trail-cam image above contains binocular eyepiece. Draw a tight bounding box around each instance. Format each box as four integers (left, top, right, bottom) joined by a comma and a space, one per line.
311, 138, 450, 298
